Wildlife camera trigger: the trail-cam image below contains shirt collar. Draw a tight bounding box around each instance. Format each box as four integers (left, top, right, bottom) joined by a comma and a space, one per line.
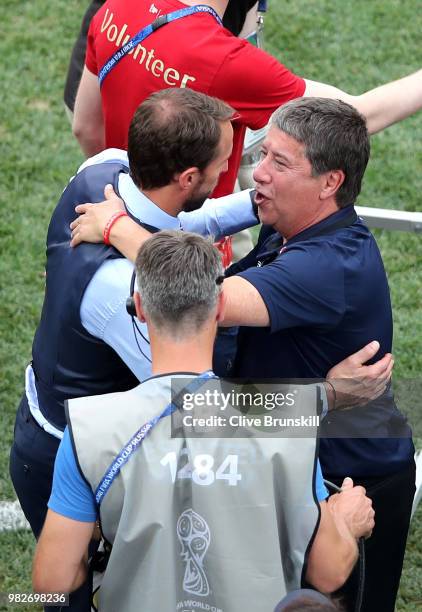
256, 205, 358, 265
284, 205, 357, 246
118, 172, 181, 230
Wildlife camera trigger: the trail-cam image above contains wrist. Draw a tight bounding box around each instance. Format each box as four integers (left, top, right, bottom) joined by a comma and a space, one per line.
103, 211, 128, 245
323, 380, 337, 411
107, 218, 152, 262
328, 496, 359, 545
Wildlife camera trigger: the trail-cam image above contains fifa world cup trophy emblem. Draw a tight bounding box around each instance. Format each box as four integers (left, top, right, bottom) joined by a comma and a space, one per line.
177, 508, 211, 596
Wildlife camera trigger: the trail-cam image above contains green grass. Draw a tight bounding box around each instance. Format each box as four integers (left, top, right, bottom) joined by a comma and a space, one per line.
0, 0, 421, 609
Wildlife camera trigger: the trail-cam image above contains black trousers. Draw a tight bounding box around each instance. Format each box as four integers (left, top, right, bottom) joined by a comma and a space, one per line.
328, 460, 416, 612
9, 394, 92, 612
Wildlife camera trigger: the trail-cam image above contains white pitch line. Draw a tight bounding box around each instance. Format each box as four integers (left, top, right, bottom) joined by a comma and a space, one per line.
412, 451, 422, 519
0, 500, 30, 531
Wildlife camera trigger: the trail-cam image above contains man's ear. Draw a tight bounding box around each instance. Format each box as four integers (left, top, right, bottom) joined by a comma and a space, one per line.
319, 169, 345, 201
177, 167, 202, 192
134, 292, 147, 323
216, 289, 226, 323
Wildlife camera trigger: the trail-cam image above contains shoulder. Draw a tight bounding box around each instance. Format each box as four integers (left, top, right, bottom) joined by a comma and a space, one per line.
76, 148, 129, 174
88, 0, 115, 36
211, 37, 305, 113
67, 382, 144, 421
240, 237, 346, 301
64, 156, 128, 207
277, 240, 346, 290
68, 375, 173, 418
67, 376, 175, 447
282, 236, 349, 270
216, 34, 288, 72
259, 235, 346, 276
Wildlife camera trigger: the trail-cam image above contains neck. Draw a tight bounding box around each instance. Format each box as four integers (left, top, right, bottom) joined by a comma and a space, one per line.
181, 0, 228, 19
149, 326, 215, 376
276, 201, 339, 241
142, 185, 184, 217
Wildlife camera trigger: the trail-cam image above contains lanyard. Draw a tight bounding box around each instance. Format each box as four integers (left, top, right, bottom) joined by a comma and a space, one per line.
95, 370, 216, 505
99, 5, 223, 86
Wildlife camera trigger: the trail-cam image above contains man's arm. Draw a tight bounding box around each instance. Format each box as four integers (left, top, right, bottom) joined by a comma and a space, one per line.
69, 198, 270, 325
69, 193, 268, 325
33, 511, 94, 593
32, 428, 97, 593
304, 70, 422, 134
179, 190, 259, 239
73, 66, 105, 157
306, 477, 374, 592
221, 275, 270, 326
69, 186, 259, 251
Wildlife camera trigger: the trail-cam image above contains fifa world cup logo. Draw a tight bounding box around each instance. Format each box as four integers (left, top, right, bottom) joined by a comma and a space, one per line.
177, 509, 211, 596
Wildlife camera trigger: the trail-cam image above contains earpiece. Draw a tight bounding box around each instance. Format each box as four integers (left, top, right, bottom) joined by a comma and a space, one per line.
126, 297, 137, 317
126, 270, 137, 316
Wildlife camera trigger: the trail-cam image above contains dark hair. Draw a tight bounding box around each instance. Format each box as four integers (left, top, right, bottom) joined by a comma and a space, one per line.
128, 88, 234, 190
271, 97, 370, 208
135, 230, 223, 337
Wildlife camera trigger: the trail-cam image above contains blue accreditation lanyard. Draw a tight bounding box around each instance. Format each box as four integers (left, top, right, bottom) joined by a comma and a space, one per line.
95, 371, 216, 505
98, 5, 223, 86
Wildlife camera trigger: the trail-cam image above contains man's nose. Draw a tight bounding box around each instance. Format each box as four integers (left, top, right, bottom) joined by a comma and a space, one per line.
253, 157, 271, 183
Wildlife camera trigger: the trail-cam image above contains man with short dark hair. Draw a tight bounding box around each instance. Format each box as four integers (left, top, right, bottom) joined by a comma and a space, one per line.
10, 87, 251, 544
127, 88, 234, 199
76, 97, 411, 612
33, 230, 375, 612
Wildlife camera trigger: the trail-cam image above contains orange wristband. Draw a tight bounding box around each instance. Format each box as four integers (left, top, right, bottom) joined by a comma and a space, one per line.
103, 211, 128, 245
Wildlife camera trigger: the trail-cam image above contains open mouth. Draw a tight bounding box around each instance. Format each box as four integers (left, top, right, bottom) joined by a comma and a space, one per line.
254, 190, 269, 206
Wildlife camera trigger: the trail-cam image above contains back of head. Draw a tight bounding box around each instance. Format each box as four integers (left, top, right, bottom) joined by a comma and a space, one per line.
135, 231, 223, 338
270, 97, 370, 208
274, 589, 343, 612
128, 88, 234, 190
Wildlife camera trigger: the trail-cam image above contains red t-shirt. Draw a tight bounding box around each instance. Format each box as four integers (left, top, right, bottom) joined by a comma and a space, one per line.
86, 0, 305, 197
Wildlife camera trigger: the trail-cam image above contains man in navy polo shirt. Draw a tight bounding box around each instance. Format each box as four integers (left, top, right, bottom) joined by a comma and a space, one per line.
70, 96, 410, 611
225, 97, 415, 612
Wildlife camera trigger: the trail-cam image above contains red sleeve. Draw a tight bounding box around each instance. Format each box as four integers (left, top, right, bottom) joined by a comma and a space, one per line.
211, 40, 306, 131
85, 9, 102, 75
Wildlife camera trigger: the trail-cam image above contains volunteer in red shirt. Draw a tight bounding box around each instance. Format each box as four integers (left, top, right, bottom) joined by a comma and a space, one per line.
73, 0, 422, 198
75, 0, 301, 198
